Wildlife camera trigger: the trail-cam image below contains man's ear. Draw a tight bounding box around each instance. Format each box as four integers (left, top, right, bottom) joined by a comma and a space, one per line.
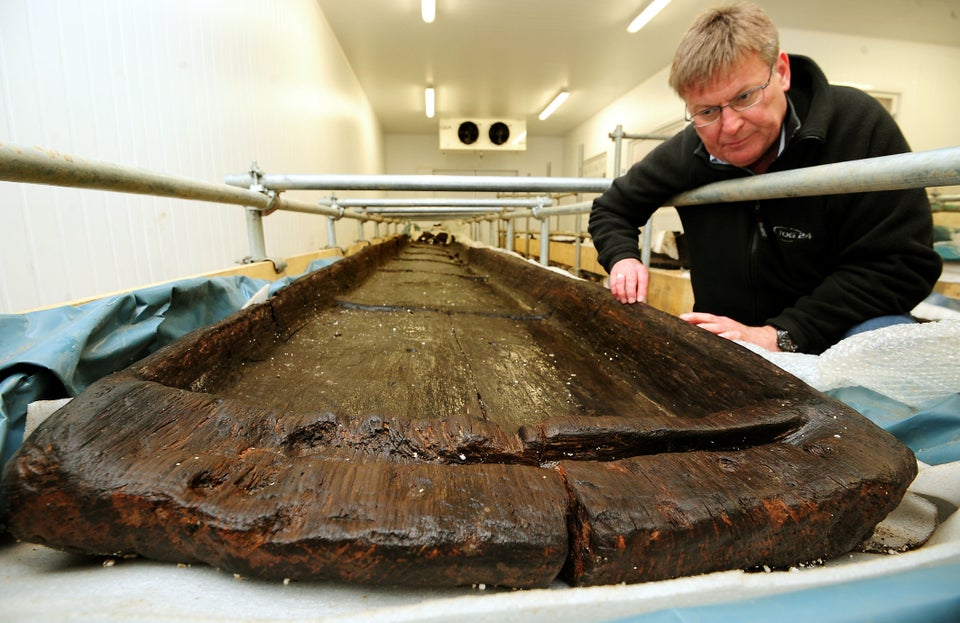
777, 51, 792, 92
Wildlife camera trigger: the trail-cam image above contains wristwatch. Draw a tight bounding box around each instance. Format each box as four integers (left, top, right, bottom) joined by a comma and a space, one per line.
775, 327, 799, 353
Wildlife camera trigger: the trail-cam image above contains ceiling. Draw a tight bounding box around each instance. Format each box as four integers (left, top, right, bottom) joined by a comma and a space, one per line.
314, 0, 960, 137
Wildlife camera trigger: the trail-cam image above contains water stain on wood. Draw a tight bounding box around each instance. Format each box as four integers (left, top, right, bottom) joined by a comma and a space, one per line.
1, 237, 917, 587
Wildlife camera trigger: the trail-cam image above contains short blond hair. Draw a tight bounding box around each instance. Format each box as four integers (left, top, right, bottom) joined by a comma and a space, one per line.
668, 3, 779, 97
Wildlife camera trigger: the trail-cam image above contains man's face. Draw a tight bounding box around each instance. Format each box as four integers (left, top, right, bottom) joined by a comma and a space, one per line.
683, 51, 791, 168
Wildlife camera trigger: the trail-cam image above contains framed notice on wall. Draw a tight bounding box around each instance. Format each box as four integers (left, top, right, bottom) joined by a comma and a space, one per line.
869, 91, 900, 118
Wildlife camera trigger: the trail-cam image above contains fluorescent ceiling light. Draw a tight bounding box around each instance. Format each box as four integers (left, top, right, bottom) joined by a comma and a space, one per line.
627, 0, 671, 33
425, 86, 435, 118
538, 91, 569, 121
422, 0, 435, 23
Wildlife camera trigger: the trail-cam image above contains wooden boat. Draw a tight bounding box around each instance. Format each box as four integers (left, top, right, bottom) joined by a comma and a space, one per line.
1, 236, 917, 588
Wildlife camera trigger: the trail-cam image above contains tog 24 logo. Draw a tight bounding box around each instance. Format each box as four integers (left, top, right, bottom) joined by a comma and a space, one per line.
773, 226, 813, 242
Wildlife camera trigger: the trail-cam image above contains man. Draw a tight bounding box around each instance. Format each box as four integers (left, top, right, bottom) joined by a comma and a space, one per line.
588, 3, 941, 355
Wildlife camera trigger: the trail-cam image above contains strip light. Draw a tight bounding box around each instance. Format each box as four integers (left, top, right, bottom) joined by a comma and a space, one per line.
425, 87, 435, 118
627, 0, 671, 33
422, 0, 435, 23
538, 91, 569, 121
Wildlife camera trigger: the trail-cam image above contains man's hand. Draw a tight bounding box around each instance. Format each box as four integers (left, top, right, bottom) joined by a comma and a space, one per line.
608, 258, 649, 304
680, 312, 780, 351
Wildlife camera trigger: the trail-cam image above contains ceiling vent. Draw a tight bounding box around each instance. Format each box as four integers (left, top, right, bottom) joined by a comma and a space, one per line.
439, 118, 526, 151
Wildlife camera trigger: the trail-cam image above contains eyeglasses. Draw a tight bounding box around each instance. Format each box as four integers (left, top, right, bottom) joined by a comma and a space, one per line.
684, 66, 774, 128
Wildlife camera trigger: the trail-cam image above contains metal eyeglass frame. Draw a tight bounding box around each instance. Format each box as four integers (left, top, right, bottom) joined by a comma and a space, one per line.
685, 66, 775, 128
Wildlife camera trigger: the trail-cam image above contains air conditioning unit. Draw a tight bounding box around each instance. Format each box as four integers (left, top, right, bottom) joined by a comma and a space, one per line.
439, 118, 526, 151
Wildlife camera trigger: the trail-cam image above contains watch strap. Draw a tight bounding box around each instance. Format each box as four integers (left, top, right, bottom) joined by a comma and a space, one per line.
775, 327, 799, 353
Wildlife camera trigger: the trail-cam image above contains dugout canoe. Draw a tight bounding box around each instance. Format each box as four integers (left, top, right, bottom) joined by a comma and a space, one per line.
1, 236, 917, 587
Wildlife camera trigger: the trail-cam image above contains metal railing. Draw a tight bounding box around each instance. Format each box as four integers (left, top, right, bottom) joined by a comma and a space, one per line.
224, 172, 611, 194
0, 143, 388, 269
3, 139, 959, 276
226, 145, 960, 269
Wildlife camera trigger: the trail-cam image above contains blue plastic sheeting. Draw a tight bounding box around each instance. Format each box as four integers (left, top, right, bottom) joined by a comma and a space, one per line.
605, 561, 960, 623
933, 225, 959, 260
0, 258, 339, 471
828, 386, 960, 466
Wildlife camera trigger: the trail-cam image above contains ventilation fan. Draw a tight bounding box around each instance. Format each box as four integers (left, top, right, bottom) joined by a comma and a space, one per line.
439, 118, 526, 151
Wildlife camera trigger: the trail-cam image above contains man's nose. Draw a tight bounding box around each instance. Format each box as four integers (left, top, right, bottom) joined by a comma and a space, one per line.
719, 105, 745, 132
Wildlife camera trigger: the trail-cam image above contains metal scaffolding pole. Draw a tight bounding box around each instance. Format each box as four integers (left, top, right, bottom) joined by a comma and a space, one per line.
525, 201, 590, 218
608, 124, 672, 177
539, 217, 550, 268
500, 146, 960, 266
354, 207, 511, 218
318, 197, 551, 209
225, 172, 612, 195
671, 146, 960, 205
0, 142, 386, 264
6, 139, 958, 277
0, 142, 346, 219
609, 126, 672, 266
226, 148, 960, 218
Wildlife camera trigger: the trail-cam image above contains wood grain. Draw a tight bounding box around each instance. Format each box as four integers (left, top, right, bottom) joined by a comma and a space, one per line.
1, 237, 917, 587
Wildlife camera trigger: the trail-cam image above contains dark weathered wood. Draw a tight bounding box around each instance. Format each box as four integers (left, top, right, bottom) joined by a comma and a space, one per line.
1, 237, 917, 587
559, 414, 914, 585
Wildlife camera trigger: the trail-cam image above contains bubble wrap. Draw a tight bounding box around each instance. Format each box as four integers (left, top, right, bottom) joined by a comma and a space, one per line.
818, 319, 960, 407
738, 319, 960, 407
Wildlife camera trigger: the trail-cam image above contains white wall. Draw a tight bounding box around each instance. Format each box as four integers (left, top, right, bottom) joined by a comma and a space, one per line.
0, 0, 384, 313
5, 7, 957, 313
563, 30, 960, 178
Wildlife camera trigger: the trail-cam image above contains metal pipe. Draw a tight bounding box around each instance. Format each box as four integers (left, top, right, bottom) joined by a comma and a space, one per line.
670, 146, 960, 205
0, 141, 350, 219
10, 142, 956, 220
576, 144, 585, 276
930, 194, 960, 203
522, 201, 590, 218
609, 126, 671, 265
641, 219, 653, 266
608, 128, 672, 142
319, 197, 551, 208
225, 148, 960, 215
540, 217, 550, 267
225, 172, 612, 194
326, 216, 338, 248
1, 141, 264, 206
574, 213, 583, 276
9, 139, 956, 263
355, 206, 513, 215
362, 213, 503, 220
611, 124, 624, 177
245, 208, 267, 260
266, 200, 357, 218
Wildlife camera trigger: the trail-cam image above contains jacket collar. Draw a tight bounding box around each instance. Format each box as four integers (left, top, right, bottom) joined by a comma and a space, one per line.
781, 54, 830, 143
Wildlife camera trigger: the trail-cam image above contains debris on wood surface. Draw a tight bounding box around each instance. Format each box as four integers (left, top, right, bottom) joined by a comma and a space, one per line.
2, 238, 918, 587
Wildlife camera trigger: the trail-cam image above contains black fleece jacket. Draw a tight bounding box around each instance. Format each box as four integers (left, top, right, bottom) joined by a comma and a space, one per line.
588, 55, 942, 354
